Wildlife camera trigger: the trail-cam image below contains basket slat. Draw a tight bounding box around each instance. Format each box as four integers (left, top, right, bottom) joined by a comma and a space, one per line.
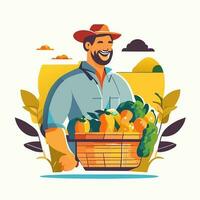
75, 132, 142, 170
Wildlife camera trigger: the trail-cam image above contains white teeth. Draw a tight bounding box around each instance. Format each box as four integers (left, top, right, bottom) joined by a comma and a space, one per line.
99, 50, 110, 56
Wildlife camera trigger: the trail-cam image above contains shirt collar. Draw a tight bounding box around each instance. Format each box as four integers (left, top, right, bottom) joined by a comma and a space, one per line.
80, 61, 112, 76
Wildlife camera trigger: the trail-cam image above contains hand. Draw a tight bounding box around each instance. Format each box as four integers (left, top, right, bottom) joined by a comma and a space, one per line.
59, 153, 78, 171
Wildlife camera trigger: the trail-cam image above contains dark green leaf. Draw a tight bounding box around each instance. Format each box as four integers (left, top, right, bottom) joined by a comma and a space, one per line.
158, 141, 176, 152
95, 110, 105, 115
87, 112, 99, 119
89, 119, 100, 132
15, 118, 38, 136
162, 118, 185, 136
143, 104, 149, 114
67, 118, 77, 135
134, 95, 144, 103
24, 141, 42, 152
115, 121, 120, 130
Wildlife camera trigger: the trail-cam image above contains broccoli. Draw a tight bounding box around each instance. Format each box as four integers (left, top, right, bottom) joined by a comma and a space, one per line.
137, 122, 158, 157
132, 101, 148, 121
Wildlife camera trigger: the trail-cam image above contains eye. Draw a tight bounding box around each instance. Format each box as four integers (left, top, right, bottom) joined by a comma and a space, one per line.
108, 41, 113, 44
97, 41, 103, 43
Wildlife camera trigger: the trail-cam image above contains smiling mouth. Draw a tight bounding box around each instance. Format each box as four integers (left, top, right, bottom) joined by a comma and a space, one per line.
98, 50, 111, 56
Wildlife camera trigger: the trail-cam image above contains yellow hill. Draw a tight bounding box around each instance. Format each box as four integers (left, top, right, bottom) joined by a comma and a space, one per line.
132, 57, 160, 72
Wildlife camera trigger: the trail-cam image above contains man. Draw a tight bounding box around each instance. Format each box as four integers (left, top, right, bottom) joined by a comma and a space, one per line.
43, 24, 134, 171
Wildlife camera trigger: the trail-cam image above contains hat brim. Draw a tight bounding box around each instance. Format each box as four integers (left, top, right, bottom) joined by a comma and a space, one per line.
73, 30, 121, 42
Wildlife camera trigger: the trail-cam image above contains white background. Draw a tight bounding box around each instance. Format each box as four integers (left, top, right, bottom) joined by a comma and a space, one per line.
0, 0, 200, 199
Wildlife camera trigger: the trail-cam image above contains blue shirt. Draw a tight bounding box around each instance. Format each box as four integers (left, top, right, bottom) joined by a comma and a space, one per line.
43, 61, 134, 153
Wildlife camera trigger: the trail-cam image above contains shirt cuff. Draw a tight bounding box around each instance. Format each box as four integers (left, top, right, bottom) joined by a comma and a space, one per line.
45, 123, 66, 129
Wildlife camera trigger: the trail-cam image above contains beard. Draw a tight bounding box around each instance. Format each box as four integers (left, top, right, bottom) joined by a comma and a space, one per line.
91, 50, 113, 65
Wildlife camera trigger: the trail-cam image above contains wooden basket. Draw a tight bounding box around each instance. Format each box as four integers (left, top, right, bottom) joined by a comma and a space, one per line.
73, 132, 142, 171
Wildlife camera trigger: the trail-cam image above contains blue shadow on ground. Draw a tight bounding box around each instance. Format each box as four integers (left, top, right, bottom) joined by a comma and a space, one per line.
41, 174, 158, 179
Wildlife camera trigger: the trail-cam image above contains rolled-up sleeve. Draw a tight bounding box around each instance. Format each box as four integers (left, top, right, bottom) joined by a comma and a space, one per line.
43, 79, 72, 130
112, 73, 135, 103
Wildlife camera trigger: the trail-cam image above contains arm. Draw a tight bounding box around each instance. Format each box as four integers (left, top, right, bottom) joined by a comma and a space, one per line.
45, 128, 77, 171
43, 79, 77, 170
45, 128, 71, 155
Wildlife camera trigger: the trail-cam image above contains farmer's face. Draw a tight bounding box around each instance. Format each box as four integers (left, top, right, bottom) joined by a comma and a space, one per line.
87, 35, 113, 65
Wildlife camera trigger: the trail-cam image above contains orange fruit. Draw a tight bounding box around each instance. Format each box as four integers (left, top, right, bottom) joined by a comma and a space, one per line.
107, 109, 121, 125
75, 118, 90, 133
120, 110, 133, 122
99, 113, 115, 132
133, 118, 147, 133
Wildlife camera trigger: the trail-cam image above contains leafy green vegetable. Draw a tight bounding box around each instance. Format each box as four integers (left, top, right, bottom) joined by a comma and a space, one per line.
137, 123, 158, 157
117, 97, 150, 122
132, 101, 147, 121
117, 101, 135, 121
117, 101, 134, 112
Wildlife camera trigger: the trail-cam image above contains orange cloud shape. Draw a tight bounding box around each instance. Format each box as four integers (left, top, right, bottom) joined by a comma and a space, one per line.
52, 54, 71, 59
36, 44, 54, 50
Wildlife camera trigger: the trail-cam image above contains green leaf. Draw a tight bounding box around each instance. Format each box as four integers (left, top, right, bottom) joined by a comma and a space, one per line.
105, 111, 111, 115
95, 110, 105, 115
134, 95, 144, 104
87, 112, 99, 120
79, 117, 86, 122
21, 90, 39, 108
89, 119, 100, 132
143, 104, 149, 114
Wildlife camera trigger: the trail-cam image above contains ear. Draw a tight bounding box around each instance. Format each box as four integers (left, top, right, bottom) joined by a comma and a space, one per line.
84, 41, 92, 51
